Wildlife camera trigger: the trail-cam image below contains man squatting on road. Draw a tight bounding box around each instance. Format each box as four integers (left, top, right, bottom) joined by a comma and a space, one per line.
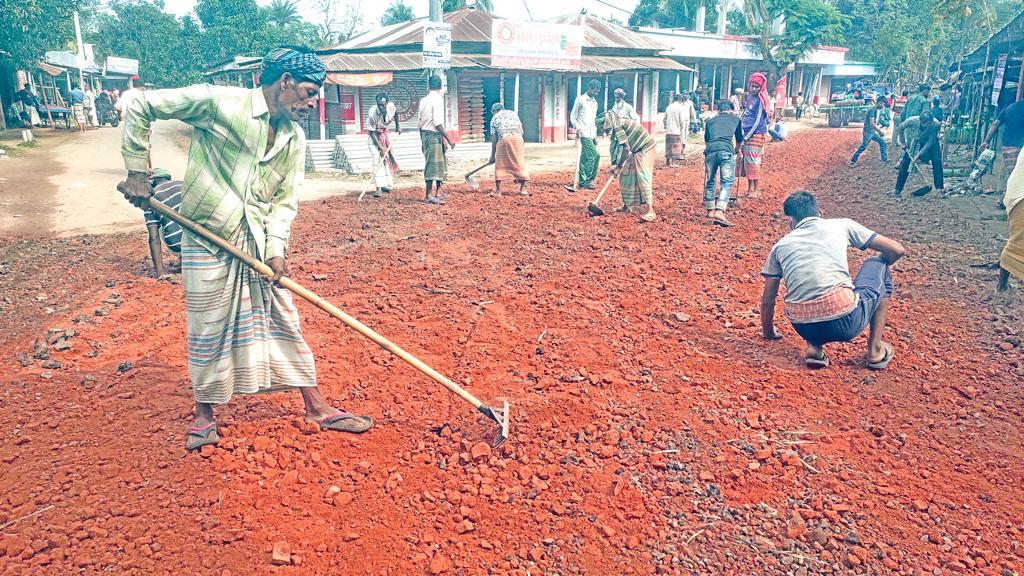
118, 46, 374, 451
760, 191, 906, 370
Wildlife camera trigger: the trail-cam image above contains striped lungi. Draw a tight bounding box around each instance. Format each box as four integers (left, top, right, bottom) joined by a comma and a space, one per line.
619, 147, 655, 206
72, 104, 86, 127
494, 133, 530, 182
1003, 146, 1022, 173
420, 130, 447, 182
181, 226, 316, 405
737, 132, 767, 180
665, 134, 683, 160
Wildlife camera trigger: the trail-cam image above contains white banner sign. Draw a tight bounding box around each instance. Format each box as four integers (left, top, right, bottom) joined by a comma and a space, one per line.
105, 56, 139, 76
423, 22, 452, 69
991, 53, 1008, 106
491, 19, 583, 71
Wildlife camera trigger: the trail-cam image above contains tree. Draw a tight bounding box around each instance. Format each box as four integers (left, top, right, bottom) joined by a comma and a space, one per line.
741, 0, 848, 91
267, 0, 301, 27
627, 0, 719, 31
92, 0, 204, 86
380, 1, 415, 26
0, 0, 80, 67
442, 0, 464, 11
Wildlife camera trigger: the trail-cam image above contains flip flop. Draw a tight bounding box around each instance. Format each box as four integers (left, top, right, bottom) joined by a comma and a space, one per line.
315, 412, 374, 434
866, 342, 895, 370
712, 215, 733, 227
563, 185, 577, 193
640, 213, 657, 223
185, 422, 219, 451
805, 352, 830, 369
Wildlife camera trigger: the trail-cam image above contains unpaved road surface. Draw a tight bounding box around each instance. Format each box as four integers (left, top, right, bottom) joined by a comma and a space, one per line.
0, 127, 1022, 575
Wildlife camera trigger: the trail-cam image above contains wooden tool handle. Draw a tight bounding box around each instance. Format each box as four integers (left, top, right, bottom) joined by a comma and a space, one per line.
590, 173, 616, 205
571, 138, 583, 187
465, 161, 492, 178
147, 199, 485, 410
358, 140, 393, 202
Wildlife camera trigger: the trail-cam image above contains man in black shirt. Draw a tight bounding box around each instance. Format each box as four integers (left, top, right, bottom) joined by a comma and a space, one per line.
703, 100, 744, 226
894, 110, 943, 196
850, 98, 889, 166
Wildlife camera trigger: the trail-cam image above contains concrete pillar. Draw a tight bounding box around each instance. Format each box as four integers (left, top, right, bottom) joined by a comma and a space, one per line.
695, 5, 706, 33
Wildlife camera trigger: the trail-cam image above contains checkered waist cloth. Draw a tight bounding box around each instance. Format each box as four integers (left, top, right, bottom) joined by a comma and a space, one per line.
785, 286, 859, 324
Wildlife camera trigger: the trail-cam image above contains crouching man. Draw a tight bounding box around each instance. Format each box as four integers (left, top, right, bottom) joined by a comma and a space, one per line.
760, 191, 906, 370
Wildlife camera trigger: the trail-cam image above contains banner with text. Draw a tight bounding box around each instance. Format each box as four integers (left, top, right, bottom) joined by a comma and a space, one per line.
423, 22, 452, 69
491, 19, 583, 71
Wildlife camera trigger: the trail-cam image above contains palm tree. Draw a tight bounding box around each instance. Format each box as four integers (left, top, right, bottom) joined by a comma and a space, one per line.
380, 0, 415, 25
267, 0, 302, 27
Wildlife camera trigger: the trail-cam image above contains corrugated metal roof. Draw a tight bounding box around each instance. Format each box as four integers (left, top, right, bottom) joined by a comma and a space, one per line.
547, 14, 669, 51
204, 56, 262, 76
323, 9, 669, 54
321, 51, 691, 73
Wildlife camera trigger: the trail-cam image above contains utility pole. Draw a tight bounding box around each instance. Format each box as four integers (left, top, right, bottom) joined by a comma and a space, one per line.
73, 11, 86, 90
429, 0, 442, 80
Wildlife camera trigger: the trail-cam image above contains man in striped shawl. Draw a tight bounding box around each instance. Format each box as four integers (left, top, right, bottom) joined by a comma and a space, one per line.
118, 46, 374, 451
604, 110, 657, 223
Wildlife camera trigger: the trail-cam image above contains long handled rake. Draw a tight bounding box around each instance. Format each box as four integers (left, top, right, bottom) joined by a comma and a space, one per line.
141, 195, 511, 445
357, 138, 394, 202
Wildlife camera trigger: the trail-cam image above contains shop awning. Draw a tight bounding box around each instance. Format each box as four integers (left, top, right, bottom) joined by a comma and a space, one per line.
326, 72, 394, 87
38, 62, 65, 76
321, 52, 693, 74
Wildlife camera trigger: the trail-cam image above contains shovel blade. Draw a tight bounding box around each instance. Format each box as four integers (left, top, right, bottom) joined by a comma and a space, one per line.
587, 203, 605, 217
465, 175, 480, 190
910, 185, 932, 197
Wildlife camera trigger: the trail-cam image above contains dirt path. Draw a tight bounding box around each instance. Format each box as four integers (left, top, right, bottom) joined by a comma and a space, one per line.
0, 128, 1021, 576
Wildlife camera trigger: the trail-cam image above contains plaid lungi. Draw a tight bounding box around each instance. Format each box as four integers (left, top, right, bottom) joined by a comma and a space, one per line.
737, 132, 767, 180
72, 104, 86, 127
665, 134, 683, 160
420, 130, 447, 182
619, 147, 655, 206
1003, 146, 1022, 173
182, 226, 316, 405
494, 134, 530, 182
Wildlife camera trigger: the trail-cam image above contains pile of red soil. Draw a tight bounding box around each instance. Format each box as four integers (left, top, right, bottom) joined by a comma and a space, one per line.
0, 128, 1021, 576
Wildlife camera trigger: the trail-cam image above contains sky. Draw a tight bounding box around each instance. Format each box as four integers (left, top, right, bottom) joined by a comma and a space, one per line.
159, 0, 641, 33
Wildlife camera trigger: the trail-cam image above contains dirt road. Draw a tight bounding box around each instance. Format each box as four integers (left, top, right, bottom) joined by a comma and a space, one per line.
0, 127, 1021, 575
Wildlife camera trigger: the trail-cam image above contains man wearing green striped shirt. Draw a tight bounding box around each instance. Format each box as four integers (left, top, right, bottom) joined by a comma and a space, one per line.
118, 46, 374, 451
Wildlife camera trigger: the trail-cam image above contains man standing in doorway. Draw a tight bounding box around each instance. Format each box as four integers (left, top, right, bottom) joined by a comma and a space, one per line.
418, 75, 455, 204
367, 92, 400, 198
850, 98, 889, 166
663, 92, 697, 167
566, 79, 602, 192
117, 46, 374, 451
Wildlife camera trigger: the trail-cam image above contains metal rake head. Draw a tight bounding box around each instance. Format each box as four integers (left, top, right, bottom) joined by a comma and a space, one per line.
477, 400, 511, 447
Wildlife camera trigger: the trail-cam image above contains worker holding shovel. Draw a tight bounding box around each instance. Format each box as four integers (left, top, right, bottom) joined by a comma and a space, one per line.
366, 92, 400, 198
604, 110, 657, 223
117, 46, 374, 452
894, 110, 944, 197
488, 102, 530, 196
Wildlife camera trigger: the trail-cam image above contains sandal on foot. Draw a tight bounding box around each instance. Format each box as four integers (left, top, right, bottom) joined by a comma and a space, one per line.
712, 215, 733, 227
316, 412, 374, 434
866, 342, 895, 370
640, 213, 657, 223
805, 352, 830, 369
185, 422, 219, 451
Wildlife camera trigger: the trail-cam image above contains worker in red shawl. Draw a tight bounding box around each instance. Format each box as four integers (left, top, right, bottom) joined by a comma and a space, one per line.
736, 72, 772, 199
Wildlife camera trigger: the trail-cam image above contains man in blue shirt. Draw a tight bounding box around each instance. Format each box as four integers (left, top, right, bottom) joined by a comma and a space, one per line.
69, 83, 86, 130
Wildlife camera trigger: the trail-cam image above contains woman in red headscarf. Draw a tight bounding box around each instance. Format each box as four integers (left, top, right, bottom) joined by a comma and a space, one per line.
736, 72, 771, 198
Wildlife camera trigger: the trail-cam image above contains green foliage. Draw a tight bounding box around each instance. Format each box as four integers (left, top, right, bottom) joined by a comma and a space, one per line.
628, 0, 719, 31
442, 0, 466, 11
92, 1, 204, 86
839, 0, 1021, 83
381, 1, 415, 26
267, 0, 301, 27
742, 0, 848, 88
0, 0, 80, 66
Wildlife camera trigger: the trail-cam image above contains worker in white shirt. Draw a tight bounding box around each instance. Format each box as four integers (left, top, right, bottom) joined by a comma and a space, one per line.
566, 79, 602, 192
663, 92, 697, 166
417, 75, 455, 204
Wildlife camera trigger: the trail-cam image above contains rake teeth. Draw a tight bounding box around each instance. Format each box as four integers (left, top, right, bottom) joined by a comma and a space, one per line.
478, 401, 511, 447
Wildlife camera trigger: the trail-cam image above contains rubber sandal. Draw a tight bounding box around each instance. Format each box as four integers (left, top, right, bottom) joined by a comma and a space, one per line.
185, 422, 219, 451
712, 215, 733, 227
563, 185, 577, 192
866, 342, 895, 370
640, 213, 657, 223
316, 412, 374, 434
805, 352, 830, 369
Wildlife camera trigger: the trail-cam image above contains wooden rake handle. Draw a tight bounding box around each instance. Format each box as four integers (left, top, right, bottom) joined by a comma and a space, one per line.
590, 173, 617, 205
358, 137, 393, 202
464, 160, 493, 179
147, 198, 486, 410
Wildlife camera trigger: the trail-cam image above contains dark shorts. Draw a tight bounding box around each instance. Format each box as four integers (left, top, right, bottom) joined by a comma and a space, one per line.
792, 257, 893, 346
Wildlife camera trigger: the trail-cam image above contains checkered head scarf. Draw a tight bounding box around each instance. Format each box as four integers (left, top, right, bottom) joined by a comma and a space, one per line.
263, 46, 327, 85
613, 88, 626, 99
